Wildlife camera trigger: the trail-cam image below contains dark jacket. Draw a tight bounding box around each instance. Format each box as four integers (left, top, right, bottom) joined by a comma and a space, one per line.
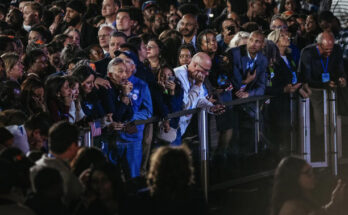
95, 56, 112, 78
298, 44, 346, 88
227, 45, 268, 97
80, 89, 105, 121
99, 80, 134, 123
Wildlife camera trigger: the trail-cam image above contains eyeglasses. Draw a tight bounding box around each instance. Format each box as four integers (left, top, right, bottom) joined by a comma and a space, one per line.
98, 34, 110, 39
197, 63, 210, 74
146, 45, 158, 49
271, 25, 288, 30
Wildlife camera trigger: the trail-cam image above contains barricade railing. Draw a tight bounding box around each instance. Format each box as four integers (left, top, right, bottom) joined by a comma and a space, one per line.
79, 91, 341, 200
297, 88, 338, 175
79, 95, 271, 201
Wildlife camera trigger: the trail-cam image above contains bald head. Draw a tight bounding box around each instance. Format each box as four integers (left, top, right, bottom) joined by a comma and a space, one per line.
192, 52, 211, 66
178, 14, 198, 37
188, 52, 212, 77
317, 31, 334, 57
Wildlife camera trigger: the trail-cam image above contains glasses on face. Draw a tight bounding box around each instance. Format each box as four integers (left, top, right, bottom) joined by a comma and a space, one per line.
146, 45, 158, 50
271, 25, 288, 30
197, 63, 210, 74
98, 34, 110, 39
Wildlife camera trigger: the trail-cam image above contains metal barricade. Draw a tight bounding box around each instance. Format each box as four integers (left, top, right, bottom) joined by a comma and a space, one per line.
299, 97, 311, 162
290, 93, 297, 154
298, 89, 338, 175
79, 127, 93, 147
329, 90, 338, 176
199, 109, 209, 202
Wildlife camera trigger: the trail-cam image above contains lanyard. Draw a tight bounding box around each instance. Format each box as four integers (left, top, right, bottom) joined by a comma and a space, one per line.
316, 47, 329, 74
282, 56, 297, 84
282, 56, 292, 71
247, 52, 258, 70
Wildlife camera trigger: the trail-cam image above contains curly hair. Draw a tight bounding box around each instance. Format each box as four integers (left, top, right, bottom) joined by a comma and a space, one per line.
270, 156, 308, 215
147, 145, 194, 199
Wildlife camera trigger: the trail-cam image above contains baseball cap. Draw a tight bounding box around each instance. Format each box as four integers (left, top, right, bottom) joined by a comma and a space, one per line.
114, 50, 139, 66
141, 1, 157, 11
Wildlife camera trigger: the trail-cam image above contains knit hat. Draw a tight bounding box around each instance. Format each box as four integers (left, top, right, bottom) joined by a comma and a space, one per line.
267, 29, 281, 44
66, 0, 86, 14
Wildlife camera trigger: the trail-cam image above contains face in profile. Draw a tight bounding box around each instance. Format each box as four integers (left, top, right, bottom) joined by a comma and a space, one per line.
81, 74, 95, 94
298, 163, 315, 191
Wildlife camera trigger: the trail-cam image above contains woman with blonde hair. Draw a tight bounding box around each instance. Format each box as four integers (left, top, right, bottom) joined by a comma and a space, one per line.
1, 52, 24, 83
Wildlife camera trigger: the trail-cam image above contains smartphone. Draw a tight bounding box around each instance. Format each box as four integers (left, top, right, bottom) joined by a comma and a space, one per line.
168, 76, 175, 82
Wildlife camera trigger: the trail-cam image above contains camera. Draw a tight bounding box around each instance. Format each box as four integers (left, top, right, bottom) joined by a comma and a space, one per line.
227, 25, 236, 35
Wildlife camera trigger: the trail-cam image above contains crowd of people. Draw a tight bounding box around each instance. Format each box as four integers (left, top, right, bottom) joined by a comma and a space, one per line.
0, 0, 347, 214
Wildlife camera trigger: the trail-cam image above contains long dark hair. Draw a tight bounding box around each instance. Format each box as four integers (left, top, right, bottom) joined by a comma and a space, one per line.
279, 0, 301, 13
270, 156, 307, 215
21, 77, 45, 115
71, 65, 95, 97
144, 38, 166, 71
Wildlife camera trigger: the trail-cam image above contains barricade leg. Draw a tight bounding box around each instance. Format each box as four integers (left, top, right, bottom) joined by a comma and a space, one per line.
84, 129, 93, 147
290, 93, 296, 154
329, 90, 338, 176
254, 100, 260, 154
299, 98, 311, 162
199, 109, 209, 202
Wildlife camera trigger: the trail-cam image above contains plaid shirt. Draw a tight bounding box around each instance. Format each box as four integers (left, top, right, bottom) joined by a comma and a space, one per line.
337, 28, 348, 59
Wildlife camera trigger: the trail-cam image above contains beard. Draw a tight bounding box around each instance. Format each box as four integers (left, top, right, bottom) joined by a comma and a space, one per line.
179, 27, 195, 37
66, 15, 81, 27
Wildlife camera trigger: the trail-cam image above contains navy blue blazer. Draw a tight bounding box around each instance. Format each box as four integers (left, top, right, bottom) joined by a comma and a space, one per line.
227, 45, 267, 97
99, 80, 134, 123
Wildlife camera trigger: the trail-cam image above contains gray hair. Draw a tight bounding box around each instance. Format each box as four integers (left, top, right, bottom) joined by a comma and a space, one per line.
107, 57, 126, 74
98, 24, 115, 32
316, 32, 334, 44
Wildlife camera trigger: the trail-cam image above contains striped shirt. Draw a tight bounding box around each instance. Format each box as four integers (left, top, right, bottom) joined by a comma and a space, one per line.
331, 0, 348, 28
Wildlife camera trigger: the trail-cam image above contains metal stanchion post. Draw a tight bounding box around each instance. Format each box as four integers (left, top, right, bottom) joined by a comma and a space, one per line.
254, 100, 260, 154
84, 128, 93, 148
290, 93, 296, 154
299, 97, 311, 162
329, 90, 338, 176
199, 109, 209, 202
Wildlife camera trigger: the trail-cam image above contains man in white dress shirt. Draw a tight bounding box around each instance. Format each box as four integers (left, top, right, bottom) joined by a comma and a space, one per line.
174, 52, 224, 135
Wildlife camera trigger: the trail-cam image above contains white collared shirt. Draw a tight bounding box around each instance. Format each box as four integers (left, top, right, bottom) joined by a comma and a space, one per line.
174, 65, 213, 135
